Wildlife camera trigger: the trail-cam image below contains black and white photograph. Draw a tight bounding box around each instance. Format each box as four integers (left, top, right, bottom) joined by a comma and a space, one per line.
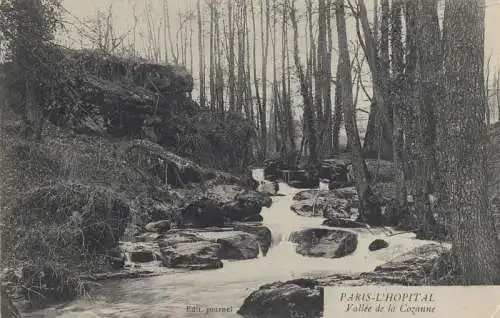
0, 0, 499, 317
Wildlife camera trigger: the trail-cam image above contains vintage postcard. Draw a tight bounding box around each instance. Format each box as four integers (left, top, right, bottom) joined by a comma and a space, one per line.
1, 0, 499, 317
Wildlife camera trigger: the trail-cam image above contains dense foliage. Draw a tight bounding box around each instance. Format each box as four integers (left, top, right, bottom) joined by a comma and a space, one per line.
0, 0, 69, 138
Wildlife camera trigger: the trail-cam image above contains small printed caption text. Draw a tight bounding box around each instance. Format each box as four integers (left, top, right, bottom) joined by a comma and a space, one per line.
339, 292, 436, 314
186, 304, 233, 314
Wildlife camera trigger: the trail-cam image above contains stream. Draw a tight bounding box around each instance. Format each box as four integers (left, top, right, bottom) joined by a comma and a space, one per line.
24, 169, 433, 318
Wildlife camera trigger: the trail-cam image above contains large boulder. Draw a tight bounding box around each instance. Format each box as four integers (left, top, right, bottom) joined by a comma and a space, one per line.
291, 188, 359, 220
263, 158, 288, 181
205, 184, 243, 204
289, 228, 358, 258
129, 250, 156, 263
195, 231, 260, 260
176, 184, 271, 227
160, 240, 223, 270
238, 278, 323, 318
236, 190, 273, 208
231, 223, 273, 256
222, 188, 272, 221
370, 243, 451, 285
158, 229, 263, 269
179, 198, 225, 228
287, 169, 320, 189
368, 239, 389, 251
222, 201, 262, 222
319, 158, 351, 183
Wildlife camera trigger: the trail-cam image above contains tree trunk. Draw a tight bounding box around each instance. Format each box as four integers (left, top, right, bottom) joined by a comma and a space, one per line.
357, 0, 393, 158
209, 0, 215, 111
496, 71, 500, 121
260, 0, 270, 160
439, 0, 499, 284
228, 0, 236, 111
197, 0, 206, 109
237, 0, 246, 114
336, 0, 379, 225
315, 0, 326, 154
24, 76, 44, 140
282, 0, 290, 155
324, 0, 333, 156
290, 0, 317, 164
391, 0, 407, 222
413, 0, 442, 238
403, 0, 418, 190
214, 7, 224, 113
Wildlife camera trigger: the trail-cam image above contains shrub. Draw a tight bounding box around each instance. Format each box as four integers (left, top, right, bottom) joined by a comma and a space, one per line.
2, 182, 130, 266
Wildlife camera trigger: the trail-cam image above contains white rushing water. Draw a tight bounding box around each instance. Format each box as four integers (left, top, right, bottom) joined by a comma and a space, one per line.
26, 169, 436, 318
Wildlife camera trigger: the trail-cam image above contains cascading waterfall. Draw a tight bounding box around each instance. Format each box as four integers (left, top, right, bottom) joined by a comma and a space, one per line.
29, 168, 442, 318
253, 168, 330, 256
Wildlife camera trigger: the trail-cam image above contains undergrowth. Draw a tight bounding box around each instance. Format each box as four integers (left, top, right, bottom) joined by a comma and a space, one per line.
0, 108, 143, 307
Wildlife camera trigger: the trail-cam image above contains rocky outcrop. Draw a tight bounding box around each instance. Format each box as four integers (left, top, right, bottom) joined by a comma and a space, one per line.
238, 278, 323, 318
289, 228, 358, 258
124, 139, 215, 187
50, 48, 196, 138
